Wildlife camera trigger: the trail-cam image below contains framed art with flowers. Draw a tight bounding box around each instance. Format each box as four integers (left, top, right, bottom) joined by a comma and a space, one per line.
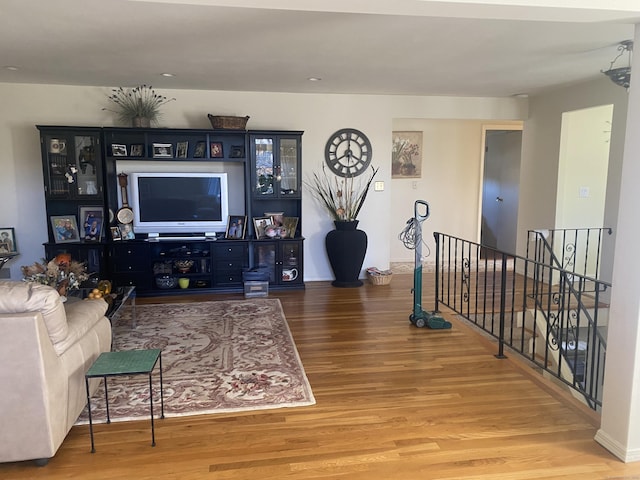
392, 131, 422, 178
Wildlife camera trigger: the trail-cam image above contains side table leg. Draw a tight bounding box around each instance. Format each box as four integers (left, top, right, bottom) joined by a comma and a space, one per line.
85, 377, 95, 453
104, 377, 111, 424
159, 352, 165, 419
131, 293, 137, 329
149, 373, 155, 447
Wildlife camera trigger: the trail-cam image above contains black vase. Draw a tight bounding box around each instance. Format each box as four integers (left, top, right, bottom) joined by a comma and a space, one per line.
325, 220, 368, 288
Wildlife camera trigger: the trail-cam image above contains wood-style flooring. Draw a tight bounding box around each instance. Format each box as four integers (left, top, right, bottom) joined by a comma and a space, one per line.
2, 274, 639, 479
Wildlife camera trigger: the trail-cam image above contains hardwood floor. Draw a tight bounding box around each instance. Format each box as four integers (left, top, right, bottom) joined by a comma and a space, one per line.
2, 274, 639, 479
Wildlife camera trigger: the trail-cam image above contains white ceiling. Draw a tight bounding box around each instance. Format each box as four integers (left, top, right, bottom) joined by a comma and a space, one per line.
1, 0, 638, 97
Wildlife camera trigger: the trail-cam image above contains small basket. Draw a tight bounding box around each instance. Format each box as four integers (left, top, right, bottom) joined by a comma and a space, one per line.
366, 267, 393, 286
208, 114, 250, 130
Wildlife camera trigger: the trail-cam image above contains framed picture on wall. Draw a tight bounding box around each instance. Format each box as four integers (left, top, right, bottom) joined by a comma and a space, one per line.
0, 227, 17, 254
391, 131, 422, 178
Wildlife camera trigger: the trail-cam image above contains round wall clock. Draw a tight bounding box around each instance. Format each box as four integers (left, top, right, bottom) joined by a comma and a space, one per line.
324, 128, 372, 177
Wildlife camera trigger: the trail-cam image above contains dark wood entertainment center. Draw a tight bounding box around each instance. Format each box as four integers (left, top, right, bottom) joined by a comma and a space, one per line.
37, 125, 304, 296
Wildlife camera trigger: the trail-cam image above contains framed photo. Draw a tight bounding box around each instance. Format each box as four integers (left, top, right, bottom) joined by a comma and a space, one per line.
152, 143, 173, 158
225, 215, 247, 239
130, 144, 145, 157
79, 206, 104, 242
110, 226, 122, 241
229, 145, 245, 158
210, 142, 223, 158
50, 216, 80, 243
265, 211, 284, 227
283, 217, 299, 239
176, 141, 188, 158
0, 227, 17, 254
392, 131, 423, 178
111, 144, 127, 156
253, 216, 273, 239
194, 141, 206, 158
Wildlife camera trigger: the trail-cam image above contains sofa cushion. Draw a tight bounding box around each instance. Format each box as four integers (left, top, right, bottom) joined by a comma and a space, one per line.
53, 298, 108, 355
0, 281, 69, 344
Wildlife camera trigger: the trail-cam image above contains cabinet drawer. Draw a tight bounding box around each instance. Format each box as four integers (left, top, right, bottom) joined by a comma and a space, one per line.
110, 244, 148, 271
112, 273, 150, 290
214, 271, 244, 286
214, 244, 247, 258
215, 258, 247, 271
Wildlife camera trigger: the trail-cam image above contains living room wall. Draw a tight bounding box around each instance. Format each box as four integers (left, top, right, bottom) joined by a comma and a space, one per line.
0, 82, 527, 282
517, 76, 629, 282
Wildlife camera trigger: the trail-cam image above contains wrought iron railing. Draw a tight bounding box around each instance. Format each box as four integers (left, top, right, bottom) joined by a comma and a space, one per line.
527, 227, 612, 280
433, 232, 610, 410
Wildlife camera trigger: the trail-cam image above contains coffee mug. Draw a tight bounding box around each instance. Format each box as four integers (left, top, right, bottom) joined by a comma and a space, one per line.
178, 277, 189, 289
49, 138, 66, 154
282, 268, 298, 282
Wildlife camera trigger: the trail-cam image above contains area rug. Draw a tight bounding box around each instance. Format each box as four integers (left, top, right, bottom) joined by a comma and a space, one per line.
76, 298, 315, 424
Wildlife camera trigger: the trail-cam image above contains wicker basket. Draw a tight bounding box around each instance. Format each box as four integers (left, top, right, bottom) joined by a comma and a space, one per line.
208, 114, 250, 130
367, 272, 393, 286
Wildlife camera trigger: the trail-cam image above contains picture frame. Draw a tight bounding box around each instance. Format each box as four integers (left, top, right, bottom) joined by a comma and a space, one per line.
229, 145, 245, 158
130, 144, 145, 157
0, 227, 17, 254
210, 142, 223, 158
225, 215, 247, 240
265, 211, 284, 227
282, 217, 299, 239
110, 226, 122, 241
253, 216, 273, 239
79, 206, 104, 242
50, 216, 80, 243
193, 141, 206, 158
392, 131, 423, 178
111, 144, 128, 156
176, 141, 188, 158
152, 143, 173, 158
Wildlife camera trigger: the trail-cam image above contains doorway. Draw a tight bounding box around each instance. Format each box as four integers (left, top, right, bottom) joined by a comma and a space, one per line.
480, 126, 523, 254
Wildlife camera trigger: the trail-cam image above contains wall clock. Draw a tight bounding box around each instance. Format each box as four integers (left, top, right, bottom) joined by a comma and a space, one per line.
324, 128, 372, 177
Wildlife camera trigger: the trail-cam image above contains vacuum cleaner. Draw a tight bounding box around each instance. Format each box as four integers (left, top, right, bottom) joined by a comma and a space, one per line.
401, 200, 452, 329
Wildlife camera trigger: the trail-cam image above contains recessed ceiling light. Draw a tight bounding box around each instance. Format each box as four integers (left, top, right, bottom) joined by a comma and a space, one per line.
160, 73, 175, 77
4, 66, 19, 71
308, 77, 322, 82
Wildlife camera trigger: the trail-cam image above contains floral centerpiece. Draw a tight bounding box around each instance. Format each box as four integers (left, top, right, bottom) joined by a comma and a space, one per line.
22, 254, 89, 297
305, 165, 379, 222
103, 84, 175, 127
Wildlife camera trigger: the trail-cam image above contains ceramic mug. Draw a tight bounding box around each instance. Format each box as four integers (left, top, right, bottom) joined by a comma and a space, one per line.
178, 277, 189, 289
282, 268, 298, 282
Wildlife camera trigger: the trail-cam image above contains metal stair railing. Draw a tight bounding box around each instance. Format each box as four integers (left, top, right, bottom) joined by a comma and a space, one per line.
433, 232, 610, 410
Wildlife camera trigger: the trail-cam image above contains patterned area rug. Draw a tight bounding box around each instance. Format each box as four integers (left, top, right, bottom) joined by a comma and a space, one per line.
77, 298, 315, 424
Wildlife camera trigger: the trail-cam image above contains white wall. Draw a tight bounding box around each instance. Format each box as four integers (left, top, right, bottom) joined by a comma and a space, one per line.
0, 83, 527, 281
518, 77, 629, 282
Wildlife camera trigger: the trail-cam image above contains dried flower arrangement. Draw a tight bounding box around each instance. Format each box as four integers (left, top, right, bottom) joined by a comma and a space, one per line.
306, 165, 378, 222
21, 254, 89, 297
103, 84, 175, 127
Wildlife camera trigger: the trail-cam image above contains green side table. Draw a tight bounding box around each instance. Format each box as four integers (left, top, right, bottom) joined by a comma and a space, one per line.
84, 349, 164, 452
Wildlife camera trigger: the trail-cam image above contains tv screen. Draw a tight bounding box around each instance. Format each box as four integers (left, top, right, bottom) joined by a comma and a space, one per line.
130, 172, 229, 235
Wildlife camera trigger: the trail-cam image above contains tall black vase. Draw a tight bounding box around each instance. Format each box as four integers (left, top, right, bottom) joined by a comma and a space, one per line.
325, 220, 368, 288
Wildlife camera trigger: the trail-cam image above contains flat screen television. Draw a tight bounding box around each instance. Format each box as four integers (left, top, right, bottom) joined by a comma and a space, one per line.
129, 172, 229, 235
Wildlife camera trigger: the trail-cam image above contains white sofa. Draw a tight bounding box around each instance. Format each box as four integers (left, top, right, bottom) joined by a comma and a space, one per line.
0, 280, 112, 465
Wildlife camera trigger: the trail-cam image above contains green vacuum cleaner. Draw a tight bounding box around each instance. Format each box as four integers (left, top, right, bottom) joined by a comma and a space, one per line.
403, 200, 451, 329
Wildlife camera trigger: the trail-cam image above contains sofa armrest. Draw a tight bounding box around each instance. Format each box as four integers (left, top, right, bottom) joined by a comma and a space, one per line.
0, 312, 68, 463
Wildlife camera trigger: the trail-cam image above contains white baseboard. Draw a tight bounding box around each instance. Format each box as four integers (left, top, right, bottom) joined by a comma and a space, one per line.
595, 428, 640, 463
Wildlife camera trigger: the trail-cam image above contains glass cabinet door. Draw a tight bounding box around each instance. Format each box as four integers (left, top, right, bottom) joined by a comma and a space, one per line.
43, 133, 101, 198
280, 241, 302, 285
279, 138, 299, 197
255, 242, 277, 282
254, 138, 274, 197
74, 135, 101, 197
